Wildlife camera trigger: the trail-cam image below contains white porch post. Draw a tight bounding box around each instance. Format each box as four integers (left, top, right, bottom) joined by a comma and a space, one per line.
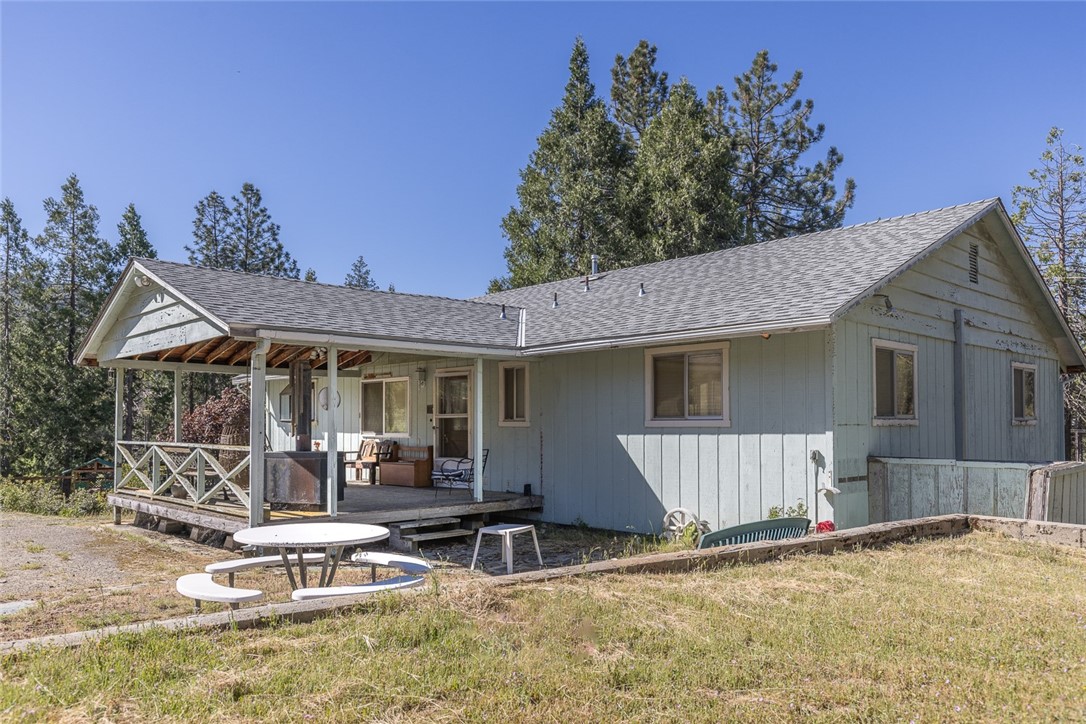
473, 356, 484, 503
248, 340, 269, 527
173, 370, 182, 443
326, 346, 338, 517
113, 367, 124, 491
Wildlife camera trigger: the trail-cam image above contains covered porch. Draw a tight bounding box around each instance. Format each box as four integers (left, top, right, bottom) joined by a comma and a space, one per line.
78, 259, 539, 530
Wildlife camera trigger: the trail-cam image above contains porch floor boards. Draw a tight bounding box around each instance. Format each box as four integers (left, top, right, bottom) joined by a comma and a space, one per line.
108, 484, 543, 535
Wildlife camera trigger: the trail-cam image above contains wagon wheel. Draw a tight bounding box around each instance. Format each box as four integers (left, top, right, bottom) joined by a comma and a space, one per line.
662, 508, 710, 543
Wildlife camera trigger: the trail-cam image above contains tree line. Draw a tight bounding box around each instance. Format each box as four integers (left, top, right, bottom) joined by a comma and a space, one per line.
492, 39, 857, 290
0, 178, 386, 478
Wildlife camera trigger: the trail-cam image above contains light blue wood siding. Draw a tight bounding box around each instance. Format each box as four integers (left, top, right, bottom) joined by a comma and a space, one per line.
532, 332, 830, 533
834, 226, 1066, 527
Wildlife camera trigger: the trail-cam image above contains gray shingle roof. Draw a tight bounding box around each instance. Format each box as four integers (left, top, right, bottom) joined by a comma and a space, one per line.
479, 199, 1000, 349
137, 258, 521, 349
132, 199, 1000, 354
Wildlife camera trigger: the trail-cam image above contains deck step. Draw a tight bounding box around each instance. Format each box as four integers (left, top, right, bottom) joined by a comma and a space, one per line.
397, 528, 475, 551
392, 517, 461, 531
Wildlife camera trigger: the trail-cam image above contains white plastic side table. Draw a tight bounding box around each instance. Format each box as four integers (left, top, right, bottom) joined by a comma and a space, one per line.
470, 523, 543, 575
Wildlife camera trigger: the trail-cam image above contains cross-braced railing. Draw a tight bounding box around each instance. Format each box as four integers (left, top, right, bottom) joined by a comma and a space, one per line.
115, 441, 251, 509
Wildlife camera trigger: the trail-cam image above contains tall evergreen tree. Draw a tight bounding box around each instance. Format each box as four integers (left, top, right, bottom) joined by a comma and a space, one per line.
495, 38, 631, 290
630, 79, 740, 262
712, 50, 855, 243
115, 203, 155, 263
226, 183, 299, 278
28, 174, 115, 472
186, 191, 231, 268
0, 199, 31, 476
1014, 127, 1086, 455
304, 268, 318, 282
611, 39, 669, 147
344, 255, 379, 290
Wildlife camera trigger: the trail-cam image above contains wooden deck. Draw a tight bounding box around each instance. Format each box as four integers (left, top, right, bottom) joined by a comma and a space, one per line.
108, 483, 544, 534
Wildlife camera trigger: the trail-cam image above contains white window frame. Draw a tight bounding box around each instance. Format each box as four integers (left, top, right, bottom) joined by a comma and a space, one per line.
872, 339, 919, 426
498, 361, 530, 427
360, 376, 411, 438
1011, 362, 1038, 425
644, 341, 730, 428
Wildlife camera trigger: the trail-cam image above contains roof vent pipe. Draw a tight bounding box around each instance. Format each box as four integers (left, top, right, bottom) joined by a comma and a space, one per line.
638, 283, 646, 297
499, 304, 507, 320
584, 276, 590, 292
552, 292, 558, 309
591, 254, 599, 276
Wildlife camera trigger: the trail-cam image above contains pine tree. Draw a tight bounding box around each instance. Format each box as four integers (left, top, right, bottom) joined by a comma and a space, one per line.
0, 199, 31, 476
116, 203, 155, 263
187, 191, 231, 268
611, 39, 669, 147
226, 183, 299, 278
1014, 127, 1086, 455
304, 268, 318, 282
629, 79, 740, 262
713, 50, 855, 243
344, 255, 379, 290
28, 174, 115, 473
495, 38, 631, 290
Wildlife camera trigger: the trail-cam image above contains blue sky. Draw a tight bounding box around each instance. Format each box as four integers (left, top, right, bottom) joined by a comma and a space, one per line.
2, 2, 1084, 298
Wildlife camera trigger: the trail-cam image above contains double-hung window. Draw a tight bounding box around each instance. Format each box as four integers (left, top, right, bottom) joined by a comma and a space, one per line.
645, 342, 729, 426
361, 377, 409, 437
872, 340, 917, 424
1012, 363, 1037, 423
498, 362, 529, 427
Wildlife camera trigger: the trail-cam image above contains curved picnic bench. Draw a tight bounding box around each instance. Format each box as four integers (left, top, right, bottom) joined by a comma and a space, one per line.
697, 517, 811, 549
176, 573, 262, 613
205, 553, 325, 586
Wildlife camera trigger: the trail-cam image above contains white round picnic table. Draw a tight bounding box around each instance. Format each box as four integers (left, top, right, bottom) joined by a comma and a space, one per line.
233, 522, 389, 590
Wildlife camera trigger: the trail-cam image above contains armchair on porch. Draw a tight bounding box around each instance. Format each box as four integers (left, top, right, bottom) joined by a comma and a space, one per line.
346, 439, 398, 484
431, 449, 488, 491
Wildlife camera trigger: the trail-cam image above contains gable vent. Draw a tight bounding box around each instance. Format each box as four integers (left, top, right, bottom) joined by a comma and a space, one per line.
968, 243, 979, 284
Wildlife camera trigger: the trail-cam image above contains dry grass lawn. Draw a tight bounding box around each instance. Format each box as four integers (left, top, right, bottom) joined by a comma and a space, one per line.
2, 532, 1085, 721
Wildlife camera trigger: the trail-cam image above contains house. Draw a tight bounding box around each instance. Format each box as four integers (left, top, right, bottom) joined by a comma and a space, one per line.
78, 198, 1085, 533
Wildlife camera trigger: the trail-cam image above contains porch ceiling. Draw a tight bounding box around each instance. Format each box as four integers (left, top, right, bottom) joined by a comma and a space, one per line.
88, 335, 373, 371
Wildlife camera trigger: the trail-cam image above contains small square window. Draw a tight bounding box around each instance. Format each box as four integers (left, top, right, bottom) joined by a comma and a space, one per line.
361, 378, 409, 436
498, 362, 529, 427
645, 343, 730, 427
873, 341, 917, 423
1012, 363, 1037, 421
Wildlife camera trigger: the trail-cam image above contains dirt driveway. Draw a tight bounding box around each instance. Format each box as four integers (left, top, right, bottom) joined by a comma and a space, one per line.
0, 512, 224, 640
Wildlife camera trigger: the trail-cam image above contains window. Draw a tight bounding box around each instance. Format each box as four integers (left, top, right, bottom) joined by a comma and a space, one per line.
1012, 363, 1037, 422
873, 340, 917, 424
645, 342, 729, 426
360, 377, 409, 437
498, 362, 529, 427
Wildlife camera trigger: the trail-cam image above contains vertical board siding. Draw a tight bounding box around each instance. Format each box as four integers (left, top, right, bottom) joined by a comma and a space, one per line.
835, 228, 1067, 528
1040, 463, 1086, 525
535, 331, 828, 533
868, 458, 1032, 522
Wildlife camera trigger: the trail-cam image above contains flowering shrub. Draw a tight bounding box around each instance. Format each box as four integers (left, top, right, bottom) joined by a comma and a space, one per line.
165, 386, 250, 444
816, 520, 836, 534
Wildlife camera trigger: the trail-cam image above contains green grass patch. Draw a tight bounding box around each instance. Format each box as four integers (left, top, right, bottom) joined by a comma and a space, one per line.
2, 532, 1085, 720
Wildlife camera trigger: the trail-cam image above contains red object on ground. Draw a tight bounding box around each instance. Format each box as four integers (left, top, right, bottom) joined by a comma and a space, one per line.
816, 520, 836, 534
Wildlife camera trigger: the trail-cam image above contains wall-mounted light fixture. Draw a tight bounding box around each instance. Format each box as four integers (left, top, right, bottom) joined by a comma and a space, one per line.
133, 275, 151, 288
416, 367, 427, 387
872, 294, 893, 311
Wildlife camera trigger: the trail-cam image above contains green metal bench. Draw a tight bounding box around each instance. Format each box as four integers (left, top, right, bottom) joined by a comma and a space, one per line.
697, 517, 811, 549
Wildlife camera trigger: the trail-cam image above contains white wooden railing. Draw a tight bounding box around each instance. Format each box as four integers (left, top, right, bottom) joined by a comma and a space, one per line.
115, 441, 251, 509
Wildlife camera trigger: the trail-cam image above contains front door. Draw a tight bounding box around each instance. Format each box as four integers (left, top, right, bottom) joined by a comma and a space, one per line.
434, 371, 470, 458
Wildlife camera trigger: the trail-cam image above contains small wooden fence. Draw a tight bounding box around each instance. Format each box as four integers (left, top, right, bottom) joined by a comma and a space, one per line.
870, 457, 1086, 526
1027, 462, 1086, 525
115, 441, 251, 510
